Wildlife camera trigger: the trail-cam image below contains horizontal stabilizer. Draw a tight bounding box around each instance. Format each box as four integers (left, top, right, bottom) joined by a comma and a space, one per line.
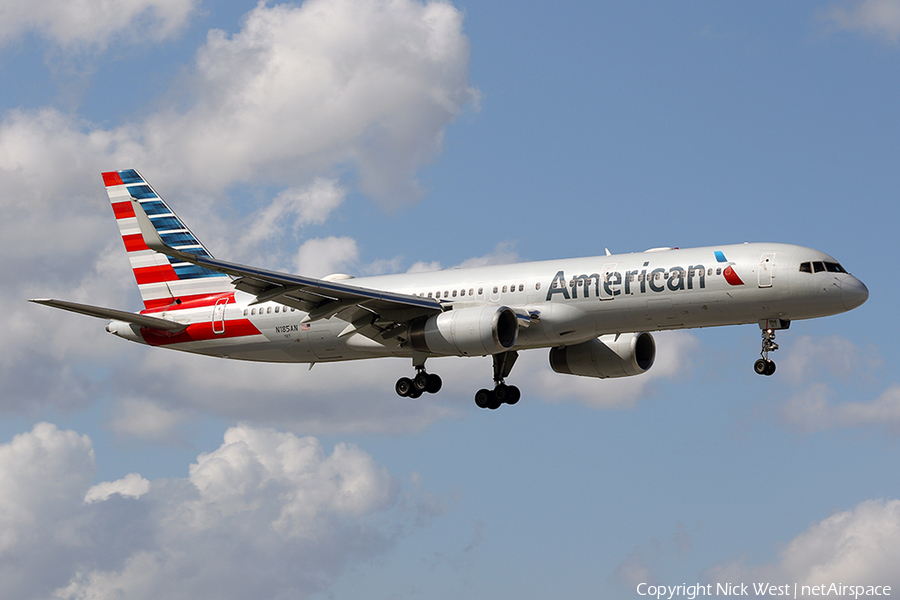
29, 299, 188, 332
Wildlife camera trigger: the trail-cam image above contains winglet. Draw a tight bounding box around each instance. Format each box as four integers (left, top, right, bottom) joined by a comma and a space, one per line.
130, 198, 178, 256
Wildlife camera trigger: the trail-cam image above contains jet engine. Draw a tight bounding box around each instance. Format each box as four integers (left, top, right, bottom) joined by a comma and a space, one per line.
549, 332, 656, 379
408, 306, 519, 356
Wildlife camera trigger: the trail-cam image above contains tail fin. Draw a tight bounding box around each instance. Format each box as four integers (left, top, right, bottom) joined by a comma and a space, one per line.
103, 169, 233, 311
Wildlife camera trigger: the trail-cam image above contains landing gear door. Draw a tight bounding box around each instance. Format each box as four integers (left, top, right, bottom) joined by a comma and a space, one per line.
758, 253, 775, 288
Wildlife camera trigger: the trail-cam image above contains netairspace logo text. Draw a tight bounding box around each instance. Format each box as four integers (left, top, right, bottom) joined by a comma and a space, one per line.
636, 582, 892, 599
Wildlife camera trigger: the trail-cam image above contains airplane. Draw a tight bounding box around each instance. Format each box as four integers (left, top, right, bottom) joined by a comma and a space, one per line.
30, 169, 869, 410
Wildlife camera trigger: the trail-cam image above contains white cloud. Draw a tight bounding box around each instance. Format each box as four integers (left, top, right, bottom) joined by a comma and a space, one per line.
0, 0, 477, 423
106, 398, 191, 442
454, 241, 521, 269
293, 236, 360, 277
707, 499, 900, 589
780, 335, 882, 386
0, 422, 434, 600
0, 0, 476, 203
780, 383, 900, 434
0, 423, 94, 554
85, 473, 150, 503
822, 0, 900, 44
240, 178, 347, 250
0, 0, 197, 49
406, 242, 521, 274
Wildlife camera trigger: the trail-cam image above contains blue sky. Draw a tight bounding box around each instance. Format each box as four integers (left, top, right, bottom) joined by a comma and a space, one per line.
1, 1, 899, 598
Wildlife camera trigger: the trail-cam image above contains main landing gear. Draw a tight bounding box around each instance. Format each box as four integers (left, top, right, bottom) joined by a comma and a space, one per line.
753, 319, 789, 376
393, 351, 523, 409
474, 351, 521, 410
395, 367, 442, 399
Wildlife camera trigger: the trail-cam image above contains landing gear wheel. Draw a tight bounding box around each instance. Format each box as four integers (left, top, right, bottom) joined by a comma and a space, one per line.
425, 373, 442, 394
753, 359, 776, 376
408, 387, 423, 399
505, 385, 521, 405
395, 377, 413, 397
413, 371, 429, 392
475, 388, 492, 409
494, 383, 509, 403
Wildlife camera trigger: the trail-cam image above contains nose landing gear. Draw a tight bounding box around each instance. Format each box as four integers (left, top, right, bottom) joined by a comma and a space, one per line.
754, 319, 789, 376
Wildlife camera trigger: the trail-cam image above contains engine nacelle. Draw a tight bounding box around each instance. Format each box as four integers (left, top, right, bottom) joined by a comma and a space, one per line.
549, 332, 656, 379
409, 306, 519, 356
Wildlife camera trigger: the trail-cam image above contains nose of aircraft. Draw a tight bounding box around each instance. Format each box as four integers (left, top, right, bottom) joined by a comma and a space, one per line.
841, 275, 869, 311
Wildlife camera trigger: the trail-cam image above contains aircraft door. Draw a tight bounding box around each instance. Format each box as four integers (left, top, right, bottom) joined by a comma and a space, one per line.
758, 253, 775, 288
212, 297, 228, 334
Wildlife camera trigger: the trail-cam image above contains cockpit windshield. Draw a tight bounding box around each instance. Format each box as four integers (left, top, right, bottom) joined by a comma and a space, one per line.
799, 261, 847, 274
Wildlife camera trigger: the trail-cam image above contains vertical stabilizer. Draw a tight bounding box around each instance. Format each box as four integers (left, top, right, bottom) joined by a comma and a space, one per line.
103, 169, 233, 310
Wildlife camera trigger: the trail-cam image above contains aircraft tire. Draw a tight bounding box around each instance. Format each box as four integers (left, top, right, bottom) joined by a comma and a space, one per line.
426, 373, 442, 394
494, 383, 509, 403
413, 371, 429, 392
765, 360, 776, 376
475, 388, 492, 409
753, 359, 769, 375
505, 385, 521, 405
395, 377, 413, 397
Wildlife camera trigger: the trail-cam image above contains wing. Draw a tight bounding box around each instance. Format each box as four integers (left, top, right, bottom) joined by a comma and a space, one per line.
128, 195, 443, 340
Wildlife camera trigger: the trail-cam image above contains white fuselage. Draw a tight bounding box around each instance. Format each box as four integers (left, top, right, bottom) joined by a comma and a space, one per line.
109, 242, 867, 363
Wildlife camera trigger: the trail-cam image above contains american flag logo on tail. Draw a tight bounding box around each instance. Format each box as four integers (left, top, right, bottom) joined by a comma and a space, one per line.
103, 169, 233, 311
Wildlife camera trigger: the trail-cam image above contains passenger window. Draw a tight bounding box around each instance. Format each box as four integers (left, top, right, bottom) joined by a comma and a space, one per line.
478, 287, 484, 295
799, 262, 812, 273
502, 285, 508, 293
460, 289, 465, 297
708, 268, 713, 277
469, 288, 475, 295
243, 309, 248, 316
267, 306, 272, 314
493, 286, 498, 294
534, 283, 541, 291
452, 290, 457, 297
519, 284, 524, 292
716, 268, 722, 275
274, 306, 280, 313
813, 261, 825, 273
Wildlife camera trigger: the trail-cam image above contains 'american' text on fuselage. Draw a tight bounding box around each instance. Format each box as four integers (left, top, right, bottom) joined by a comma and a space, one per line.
546, 262, 708, 301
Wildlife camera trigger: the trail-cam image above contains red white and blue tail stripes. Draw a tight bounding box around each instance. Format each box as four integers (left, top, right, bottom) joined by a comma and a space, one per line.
103, 169, 233, 310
